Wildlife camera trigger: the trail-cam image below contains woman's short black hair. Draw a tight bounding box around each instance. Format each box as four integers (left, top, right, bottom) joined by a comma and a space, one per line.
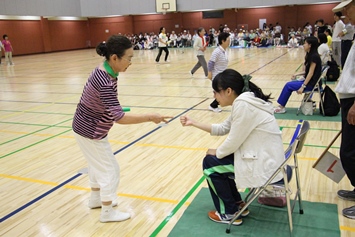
218, 32, 230, 45
3, 34, 7, 39
96, 35, 132, 60
318, 33, 327, 44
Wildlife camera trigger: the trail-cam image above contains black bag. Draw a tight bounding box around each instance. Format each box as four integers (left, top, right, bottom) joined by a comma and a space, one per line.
326, 60, 340, 81
319, 86, 340, 116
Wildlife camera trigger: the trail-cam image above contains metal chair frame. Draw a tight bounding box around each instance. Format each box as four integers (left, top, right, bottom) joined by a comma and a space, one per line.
226, 121, 310, 236
296, 66, 329, 116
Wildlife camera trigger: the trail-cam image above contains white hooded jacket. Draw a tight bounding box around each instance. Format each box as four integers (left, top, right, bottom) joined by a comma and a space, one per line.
211, 92, 284, 188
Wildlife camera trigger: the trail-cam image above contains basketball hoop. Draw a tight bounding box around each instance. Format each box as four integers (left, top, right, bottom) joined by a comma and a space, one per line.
161, 3, 170, 15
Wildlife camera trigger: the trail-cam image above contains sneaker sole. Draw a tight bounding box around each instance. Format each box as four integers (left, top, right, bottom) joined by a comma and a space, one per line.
208, 216, 243, 226
241, 210, 250, 217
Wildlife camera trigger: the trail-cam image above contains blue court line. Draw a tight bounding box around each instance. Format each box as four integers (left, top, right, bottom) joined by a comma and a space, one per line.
0, 173, 82, 223
0, 98, 208, 223
114, 98, 208, 154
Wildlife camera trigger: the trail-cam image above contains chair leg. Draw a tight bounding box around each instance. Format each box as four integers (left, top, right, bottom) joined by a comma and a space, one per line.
283, 169, 293, 235
318, 90, 325, 117
294, 155, 304, 214
226, 188, 262, 234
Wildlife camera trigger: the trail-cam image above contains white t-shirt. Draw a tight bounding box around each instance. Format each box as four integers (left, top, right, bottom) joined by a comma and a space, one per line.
332, 20, 345, 42
158, 33, 168, 47
318, 43, 330, 66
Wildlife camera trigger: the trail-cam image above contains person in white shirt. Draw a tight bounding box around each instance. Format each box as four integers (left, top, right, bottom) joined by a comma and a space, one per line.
155, 27, 169, 63
339, 15, 355, 68
317, 33, 330, 66
189, 27, 208, 78
170, 31, 177, 47
287, 34, 299, 48
0, 41, 4, 64
332, 0, 355, 220
275, 22, 282, 34
180, 69, 284, 226
332, 11, 345, 67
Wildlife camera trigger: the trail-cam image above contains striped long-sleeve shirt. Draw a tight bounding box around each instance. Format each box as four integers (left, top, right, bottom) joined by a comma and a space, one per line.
72, 67, 125, 139
208, 46, 228, 80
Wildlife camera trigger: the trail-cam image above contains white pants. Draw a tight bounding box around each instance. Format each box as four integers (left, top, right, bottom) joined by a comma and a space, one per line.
5, 51, 12, 64
74, 133, 120, 202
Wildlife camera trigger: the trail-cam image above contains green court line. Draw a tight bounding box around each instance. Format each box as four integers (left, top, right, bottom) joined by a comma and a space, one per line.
282, 142, 339, 150
280, 126, 340, 132
0, 121, 71, 128
0, 129, 72, 159
0, 118, 73, 146
149, 176, 206, 237
0, 109, 73, 116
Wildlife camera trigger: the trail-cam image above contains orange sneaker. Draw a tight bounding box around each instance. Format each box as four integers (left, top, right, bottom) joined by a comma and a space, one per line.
208, 210, 243, 226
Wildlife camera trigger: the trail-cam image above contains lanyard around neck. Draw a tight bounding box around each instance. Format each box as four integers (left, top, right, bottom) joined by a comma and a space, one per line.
104, 61, 118, 78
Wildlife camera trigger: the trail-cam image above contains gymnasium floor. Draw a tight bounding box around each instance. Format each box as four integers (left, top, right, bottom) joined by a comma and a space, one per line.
0, 45, 353, 236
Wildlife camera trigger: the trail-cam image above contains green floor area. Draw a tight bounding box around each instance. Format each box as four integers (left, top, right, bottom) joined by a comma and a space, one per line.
169, 188, 340, 237
274, 107, 341, 122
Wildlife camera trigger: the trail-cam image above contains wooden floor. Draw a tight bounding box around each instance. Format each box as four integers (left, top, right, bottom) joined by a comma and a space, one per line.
0, 46, 353, 236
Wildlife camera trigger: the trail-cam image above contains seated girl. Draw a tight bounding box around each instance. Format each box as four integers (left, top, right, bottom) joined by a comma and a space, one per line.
274, 36, 322, 113
180, 69, 284, 225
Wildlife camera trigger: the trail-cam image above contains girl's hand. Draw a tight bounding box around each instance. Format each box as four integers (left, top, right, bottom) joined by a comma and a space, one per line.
180, 115, 194, 126
297, 86, 304, 94
149, 113, 172, 124
206, 149, 216, 156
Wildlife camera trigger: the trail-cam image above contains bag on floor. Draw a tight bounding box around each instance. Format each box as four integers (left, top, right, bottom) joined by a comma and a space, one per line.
319, 86, 340, 116
301, 101, 313, 115
326, 60, 340, 81
258, 185, 286, 207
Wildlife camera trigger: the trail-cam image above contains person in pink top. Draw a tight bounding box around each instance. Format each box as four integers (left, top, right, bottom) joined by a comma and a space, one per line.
2, 34, 13, 65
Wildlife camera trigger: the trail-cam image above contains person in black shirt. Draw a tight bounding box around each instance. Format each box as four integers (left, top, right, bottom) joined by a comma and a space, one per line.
316, 19, 328, 36
274, 36, 322, 113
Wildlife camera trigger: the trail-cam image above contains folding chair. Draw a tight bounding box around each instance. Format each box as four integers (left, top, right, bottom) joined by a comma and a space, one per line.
296, 66, 329, 116
226, 120, 310, 235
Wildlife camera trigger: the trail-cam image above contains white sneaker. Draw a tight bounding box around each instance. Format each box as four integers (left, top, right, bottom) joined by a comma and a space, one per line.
209, 106, 222, 113
88, 198, 118, 209
189, 71, 193, 77
100, 208, 131, 223
165, 60, 170, 63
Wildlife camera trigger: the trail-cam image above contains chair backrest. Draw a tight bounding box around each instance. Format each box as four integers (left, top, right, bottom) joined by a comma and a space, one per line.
295, 120, 310, 153
306, 66, 329, 92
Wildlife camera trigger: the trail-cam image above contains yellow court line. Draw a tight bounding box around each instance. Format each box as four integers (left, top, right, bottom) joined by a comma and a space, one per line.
0, 173, 190, 205
340, 225, 355, 232
0, 95, 78, 120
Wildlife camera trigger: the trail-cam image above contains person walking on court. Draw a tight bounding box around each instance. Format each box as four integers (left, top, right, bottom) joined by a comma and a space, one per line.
0, 40, 4, 65
155, 27, 169, 63
2, 34, 14, 65
73, 35, 171, 223
189, 27, 208, 78
180, 69, 284, 225
207, 32, 230, 112
332, 0, 355, 220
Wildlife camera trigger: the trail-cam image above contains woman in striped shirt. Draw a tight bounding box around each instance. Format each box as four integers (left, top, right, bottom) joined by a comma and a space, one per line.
207, 32, 230, 112
73, 35, 171, 223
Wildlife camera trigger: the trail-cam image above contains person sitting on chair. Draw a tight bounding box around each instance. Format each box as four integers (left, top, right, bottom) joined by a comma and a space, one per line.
180, 69, 285, 225
274, 36, 322, 114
